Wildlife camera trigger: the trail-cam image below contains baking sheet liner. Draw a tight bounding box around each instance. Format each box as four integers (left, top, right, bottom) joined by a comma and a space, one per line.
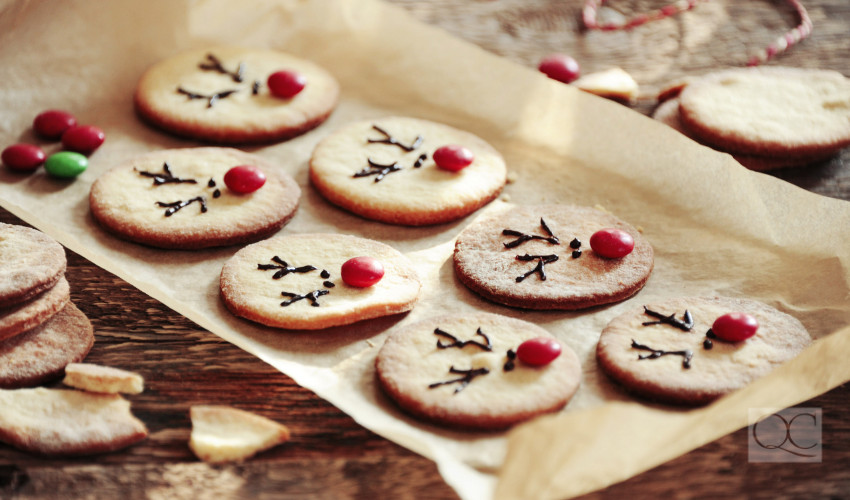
1, 1, 849, 499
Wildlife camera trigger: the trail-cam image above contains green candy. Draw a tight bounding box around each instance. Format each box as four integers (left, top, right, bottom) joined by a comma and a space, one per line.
45, 151, 87, 178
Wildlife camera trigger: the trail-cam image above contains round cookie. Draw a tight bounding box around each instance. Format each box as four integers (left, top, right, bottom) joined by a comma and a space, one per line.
135, 47, 339, 144
596, 296, 812, 406
220, 233, 422, 330
376, 312, 581, 430
678, 66, 850, 159
0, 302, 94, 389
90, 147, 300, 249
309, 117, 507, 226
0, 276, 70, 342
453, 204, 654, 310
0, 223, 66, 308
651, 98, 829, 171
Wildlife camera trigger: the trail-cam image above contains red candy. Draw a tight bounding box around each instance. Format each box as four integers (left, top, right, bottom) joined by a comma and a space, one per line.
2, 144, 46, 172
341, 256, 385, 288
267, 70, 307, 99
590, 228, 635, 258
224, 165, 267, 194
538, 54, 581, 84
433, 145, 474, 172
61, 125, 105, 155
516, 337, 562, 366
712, 313, 759, 342
33, 110, 77, 140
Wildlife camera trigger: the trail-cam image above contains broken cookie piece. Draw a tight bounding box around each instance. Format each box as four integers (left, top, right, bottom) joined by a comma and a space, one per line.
63, 363, 145, 395
189, 405, 290, 464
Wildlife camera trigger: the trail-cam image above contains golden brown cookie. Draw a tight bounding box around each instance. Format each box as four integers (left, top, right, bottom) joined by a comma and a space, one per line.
652, 97, 833, 171
134, 47, 339, 144
596, 296, 812, 406
453, 204, 654, 310
90, 147, 300, 249
309, 117, 507, 225
220, 233, 421, 330
0, 387, 148, 456
0, 276, 70, 342
678, 66, 850, 159
0, 302, 94, 389
0, 223, 66, 308
376, 312, 581, 430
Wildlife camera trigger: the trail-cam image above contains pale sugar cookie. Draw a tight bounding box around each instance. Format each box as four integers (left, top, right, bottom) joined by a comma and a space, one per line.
309, 117, 507, 225
220, 233, 421, 330
134, 47, 339, 144
596, 296, 812, 406
376, 312, 581, 430
90, 147, 300, 249
453, 204, 654, 310
678, 66, 850, 159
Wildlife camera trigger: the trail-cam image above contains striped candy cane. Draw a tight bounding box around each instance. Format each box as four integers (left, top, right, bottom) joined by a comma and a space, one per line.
582, 0, 812, 66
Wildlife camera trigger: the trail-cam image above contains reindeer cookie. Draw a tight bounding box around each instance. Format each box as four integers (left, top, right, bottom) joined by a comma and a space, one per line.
309, 117, 507, 225
220, 233, 421, 330
89, 147, 300, 249
453, 204, 654, 310
376, 312, 581, 430
135, 47, 339, 144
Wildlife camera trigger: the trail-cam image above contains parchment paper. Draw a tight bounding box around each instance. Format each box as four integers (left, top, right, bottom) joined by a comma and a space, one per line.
1, 1, 849, 499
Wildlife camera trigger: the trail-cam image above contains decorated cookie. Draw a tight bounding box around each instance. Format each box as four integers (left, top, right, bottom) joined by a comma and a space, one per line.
220, 233, 421, 330
678, 66, 850, 160
453, 204, 654, 310
0, 387, 148, 456
134, 47, 339, 144
376, 312, 581, 430
596, 296, 812, 406
652, 97, 833, 171
90, 147, 300, 249
0, 276, 70, 342
0, 302, 94, 389
0, 223, 67, 308
309, 117, 507, 225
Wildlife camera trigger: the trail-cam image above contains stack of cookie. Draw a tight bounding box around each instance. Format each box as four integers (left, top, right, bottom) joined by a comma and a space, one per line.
653, 66, 850, 171
0, 223, 94, 388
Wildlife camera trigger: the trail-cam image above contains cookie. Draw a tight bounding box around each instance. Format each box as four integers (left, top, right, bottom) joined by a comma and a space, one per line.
652, 98, 828, 171
0, 223, 66, 308
453, 204, 654, 310
309, 117, 507, 225
63, 363, 145, 395
596, 296, 812, 406
134, 47, 339, 144
0, 302, 94, 389
0, 387, 148, 456
190, 405, 290, 464
376, 312, 581, 430
220, 233, 422, 330
678, 66, 850, 159
90, 147, 300, 249
0, 276, 70, 342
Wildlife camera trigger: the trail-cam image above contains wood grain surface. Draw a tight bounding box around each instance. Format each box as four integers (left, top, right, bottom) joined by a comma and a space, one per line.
2, 1, 850, 499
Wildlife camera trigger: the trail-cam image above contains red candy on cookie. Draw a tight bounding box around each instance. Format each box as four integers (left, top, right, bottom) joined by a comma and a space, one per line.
590, 228, 635, 258
33, 110, 77, 140
517, 337, 562, 366
62, 125, 105, 155
433, 145, 474, 172
2, 144, 46, 172
224, 165, 267, 194
341, 256, 384, 288
267, 70, 307, 99
712, 312, 759, 342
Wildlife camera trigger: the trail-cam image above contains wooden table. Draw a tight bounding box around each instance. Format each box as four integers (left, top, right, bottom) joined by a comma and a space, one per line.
2, 1, 849, 498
